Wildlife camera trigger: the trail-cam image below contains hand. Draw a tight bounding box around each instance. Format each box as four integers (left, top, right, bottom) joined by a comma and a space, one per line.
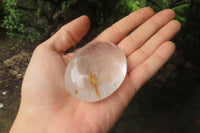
10, 7, 181, 133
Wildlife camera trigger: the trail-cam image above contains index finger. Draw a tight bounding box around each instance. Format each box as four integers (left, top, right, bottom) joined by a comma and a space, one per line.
92, 7, 154, 44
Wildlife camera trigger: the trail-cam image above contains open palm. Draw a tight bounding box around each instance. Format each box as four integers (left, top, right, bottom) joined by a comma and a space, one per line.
10, 7, 181, 133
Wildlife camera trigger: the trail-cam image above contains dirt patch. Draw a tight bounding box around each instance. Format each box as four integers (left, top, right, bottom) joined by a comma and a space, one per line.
0, 66, 22, 133
0, 32, 35, 65
0, 33, 35, 133
3, 51, 31, 79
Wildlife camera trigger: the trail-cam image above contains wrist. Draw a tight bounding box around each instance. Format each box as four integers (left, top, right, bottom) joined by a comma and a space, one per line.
10, 107, 47, 133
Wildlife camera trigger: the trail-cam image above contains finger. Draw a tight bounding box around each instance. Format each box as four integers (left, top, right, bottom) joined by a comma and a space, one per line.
92, 7, 154, 44
44, 15, 90, 53
118, 9, 175, 56
97, 42, 176, 116
127, 20, 181, 72
129, 41, 175, 91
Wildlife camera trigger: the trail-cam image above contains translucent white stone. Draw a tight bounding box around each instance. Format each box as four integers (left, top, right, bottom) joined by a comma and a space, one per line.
65, 42, 127, 102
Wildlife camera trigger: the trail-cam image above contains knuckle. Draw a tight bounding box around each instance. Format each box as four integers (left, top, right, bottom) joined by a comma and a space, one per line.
149, 18, 162, 28
59, 27, 78, 45
111, 24, 123, 36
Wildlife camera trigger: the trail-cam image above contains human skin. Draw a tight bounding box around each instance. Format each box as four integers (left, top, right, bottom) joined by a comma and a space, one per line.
10, 7, 181, 133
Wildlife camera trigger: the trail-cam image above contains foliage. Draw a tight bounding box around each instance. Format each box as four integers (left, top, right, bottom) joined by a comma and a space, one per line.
126, 0, 146, 11
0, 0, 198, 45
0, 1, 4, 24
1, 0, 68, 42
173, 4, 190, 24
1, 0, 45, 42
0, 0, 131, 42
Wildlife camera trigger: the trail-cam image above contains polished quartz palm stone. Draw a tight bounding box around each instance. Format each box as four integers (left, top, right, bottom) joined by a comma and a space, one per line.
65, 42, 127, 102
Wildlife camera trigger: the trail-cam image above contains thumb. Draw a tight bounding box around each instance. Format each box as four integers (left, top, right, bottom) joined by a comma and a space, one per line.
44, 15, 90, 53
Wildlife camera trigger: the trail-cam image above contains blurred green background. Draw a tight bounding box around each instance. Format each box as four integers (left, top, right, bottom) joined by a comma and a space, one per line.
0, 0, 200, 133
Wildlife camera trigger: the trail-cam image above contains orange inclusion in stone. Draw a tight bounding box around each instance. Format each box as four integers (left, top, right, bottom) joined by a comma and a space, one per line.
89, 73, 101, 99
74, 90, 78, 95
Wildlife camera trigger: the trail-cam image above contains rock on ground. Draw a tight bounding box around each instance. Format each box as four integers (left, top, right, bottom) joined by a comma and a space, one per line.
3, 51, 31, 79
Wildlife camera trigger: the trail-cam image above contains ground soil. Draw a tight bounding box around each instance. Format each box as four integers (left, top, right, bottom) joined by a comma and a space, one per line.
0, 32, 36, 133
